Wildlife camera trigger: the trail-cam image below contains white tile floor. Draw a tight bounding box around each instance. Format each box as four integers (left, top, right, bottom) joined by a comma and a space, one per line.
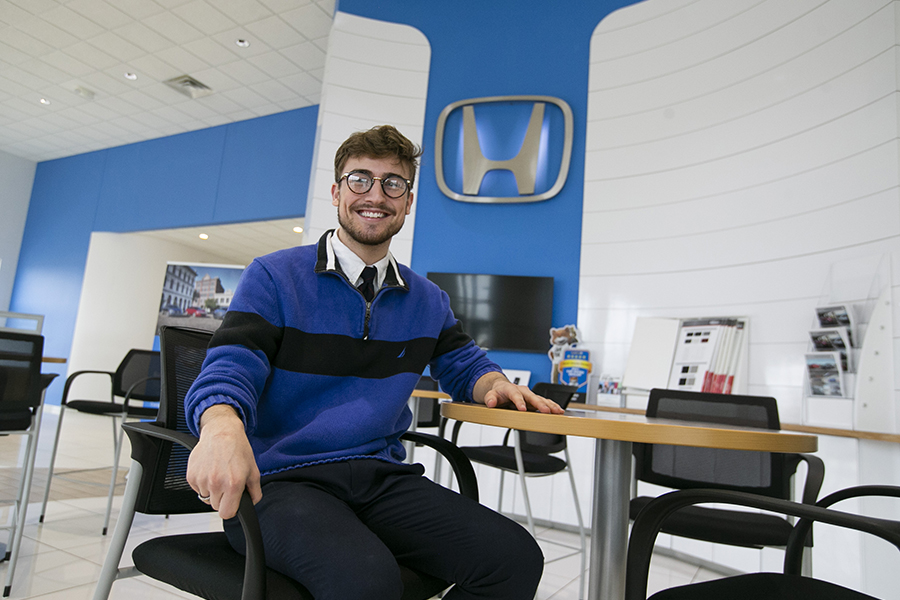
0, 408, 719, 599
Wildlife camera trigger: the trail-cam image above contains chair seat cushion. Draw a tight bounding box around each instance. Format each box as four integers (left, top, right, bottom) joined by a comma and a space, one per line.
0, 410, 33, 431
133, 532, 449, 600
630, 496, 794, 548
461, 445, 567, 474
65, 400, 158, 418
649, 572, 878, 600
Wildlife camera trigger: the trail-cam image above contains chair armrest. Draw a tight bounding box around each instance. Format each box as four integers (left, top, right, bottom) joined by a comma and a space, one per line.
784, 485, 900, 575
121, 421, 266, 600
796, 453, 826, 506
400, 430, 479, 502
121, 376, 161, 409
61, 370, 114, 405
625, 487, 900, 600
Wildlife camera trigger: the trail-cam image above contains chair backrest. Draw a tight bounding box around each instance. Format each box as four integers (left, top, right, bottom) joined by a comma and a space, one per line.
0, 332, 44, 412
414, 376, 442, 428
114, 349, 162, 402
635, 388, 793, 499
129, 327, 214, 515
515, 383, 579, 455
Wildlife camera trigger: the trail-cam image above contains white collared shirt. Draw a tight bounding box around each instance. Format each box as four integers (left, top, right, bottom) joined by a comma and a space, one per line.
330, 230, 391, 295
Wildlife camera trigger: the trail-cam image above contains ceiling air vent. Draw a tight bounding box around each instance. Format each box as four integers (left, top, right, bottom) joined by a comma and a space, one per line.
164, 75, 213, 99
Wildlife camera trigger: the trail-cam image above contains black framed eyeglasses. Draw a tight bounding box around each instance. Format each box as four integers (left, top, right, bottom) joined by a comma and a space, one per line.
339, 171, 411, 198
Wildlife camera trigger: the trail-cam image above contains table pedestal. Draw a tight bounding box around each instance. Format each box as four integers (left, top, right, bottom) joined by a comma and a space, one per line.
588, 439, 633, 600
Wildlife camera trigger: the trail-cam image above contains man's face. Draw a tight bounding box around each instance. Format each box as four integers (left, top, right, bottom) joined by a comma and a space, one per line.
331, 155, 414, 250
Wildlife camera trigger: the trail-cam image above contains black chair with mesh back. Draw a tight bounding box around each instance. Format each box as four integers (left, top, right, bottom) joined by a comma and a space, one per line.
630, 388, 825, 566
450, 382, 587, 599
0, 331, 56, 597
626, 485, 900, 600
94, 326, 481, 600
39, 348, 161, 535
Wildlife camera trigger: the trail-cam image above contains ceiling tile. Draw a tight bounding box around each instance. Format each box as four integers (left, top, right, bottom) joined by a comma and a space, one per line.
40, 5, 105, 39
39, 50, 95, 78
260, 0, 315, 11
142, 10, 206, 45
2, 64, 50, 90
15, 14, 80, 49
113, 21, 176, 54
245, 15, 304, 48
281, 4, 331, 40
211, 26, 273, 57
216, 59, 270, 85
195, 92, 244, 114
4, 26, 54, 57
205, 0, 273, 24
183, 37, 241, 66
0, 39, 30, 65
127, 53, 182, 81
119, 88, 168, 111
279, 41, 325, 71
277, 71, 319, 96
109, 0, 170, 19
247, 50, 299, 78
66, 0, 133, 30
188, 66, 241, 91
172, 0, 236, 35
220, 86, 270, 110
19, 57, 71, 85
7, 0, 58, 15
0, 2, 33, 27
79, 70, 134, 95
86, 31, 146, 63
155, 45, 212, 74
248, 78, 295, 103
64, 41, 120, 70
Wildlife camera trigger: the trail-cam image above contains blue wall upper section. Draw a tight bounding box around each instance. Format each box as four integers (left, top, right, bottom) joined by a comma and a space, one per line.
337, 0, 640, 380
10, 106, 318, 401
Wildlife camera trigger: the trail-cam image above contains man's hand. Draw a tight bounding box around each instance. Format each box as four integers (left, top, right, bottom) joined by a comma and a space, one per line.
186, 404, 262, 520
473, 372, 565, 414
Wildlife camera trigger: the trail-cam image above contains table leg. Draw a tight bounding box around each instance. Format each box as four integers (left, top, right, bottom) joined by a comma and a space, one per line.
588, 438, 632, 600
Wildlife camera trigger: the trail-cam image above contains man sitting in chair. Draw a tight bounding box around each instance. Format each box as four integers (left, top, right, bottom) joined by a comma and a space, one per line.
185, 124, 563, 600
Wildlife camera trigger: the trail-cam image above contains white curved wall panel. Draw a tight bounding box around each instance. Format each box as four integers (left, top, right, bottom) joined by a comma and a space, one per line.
583, 0, 899, 590
303, 12, 430, 263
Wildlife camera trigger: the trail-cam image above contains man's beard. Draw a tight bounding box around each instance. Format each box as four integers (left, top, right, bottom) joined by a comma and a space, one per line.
337, 206, 405, 247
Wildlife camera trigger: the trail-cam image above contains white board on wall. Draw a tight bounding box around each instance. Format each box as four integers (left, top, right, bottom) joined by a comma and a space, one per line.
621, 317, 680, 392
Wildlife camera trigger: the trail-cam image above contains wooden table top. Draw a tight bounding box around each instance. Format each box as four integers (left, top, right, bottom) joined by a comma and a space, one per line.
441, 401, 818, 453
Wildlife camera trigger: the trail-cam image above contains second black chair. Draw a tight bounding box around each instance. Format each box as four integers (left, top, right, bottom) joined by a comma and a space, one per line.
630, 388, 825, 566
39, 348, 161, 535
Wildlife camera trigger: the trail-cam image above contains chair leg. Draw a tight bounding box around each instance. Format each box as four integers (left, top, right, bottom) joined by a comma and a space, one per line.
564, 447, 587, 600
102, 415, 127, 535
513, 439, 536, 537
39, 404, 67, 523
92, 460, 143, 600
3, 408, 42, 597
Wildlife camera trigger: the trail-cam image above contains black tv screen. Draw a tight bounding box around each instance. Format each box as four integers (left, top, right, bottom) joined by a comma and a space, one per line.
427, 272, 553, 353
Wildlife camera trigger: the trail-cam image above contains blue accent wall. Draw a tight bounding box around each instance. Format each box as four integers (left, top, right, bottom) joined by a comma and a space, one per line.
337, 0, 641, 381
10, 106, 318, 403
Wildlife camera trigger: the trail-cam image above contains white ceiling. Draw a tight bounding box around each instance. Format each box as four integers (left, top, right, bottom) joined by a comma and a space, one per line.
0, 0, 335, 163
135, 216, 306, 265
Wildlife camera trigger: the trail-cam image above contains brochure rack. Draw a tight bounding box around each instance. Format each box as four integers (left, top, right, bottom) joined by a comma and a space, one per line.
620, 316, 749, 409
804, 254, 895, 433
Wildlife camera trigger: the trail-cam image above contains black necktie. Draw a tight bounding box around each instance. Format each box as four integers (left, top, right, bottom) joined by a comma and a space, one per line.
358, 266, 376, 302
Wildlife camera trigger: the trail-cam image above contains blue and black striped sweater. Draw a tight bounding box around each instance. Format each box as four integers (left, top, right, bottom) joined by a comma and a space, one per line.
185, 230, 500, 477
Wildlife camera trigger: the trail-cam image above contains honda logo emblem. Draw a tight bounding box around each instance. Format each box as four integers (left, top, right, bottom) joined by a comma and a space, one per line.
435, 95, 573, 203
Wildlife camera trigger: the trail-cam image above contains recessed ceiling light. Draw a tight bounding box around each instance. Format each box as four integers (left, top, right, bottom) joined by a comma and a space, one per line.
199, 233, 209, 240
39, 98, 51, 105
124, 72, 138, 81
235, 39, 250, 48
293, 226, 304, 233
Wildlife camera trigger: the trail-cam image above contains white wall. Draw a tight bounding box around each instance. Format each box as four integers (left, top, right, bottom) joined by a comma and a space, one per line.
64, 231, 242, 402
304, 11, 431, 263
574, 0, 900, 593
0, 149, 36, 312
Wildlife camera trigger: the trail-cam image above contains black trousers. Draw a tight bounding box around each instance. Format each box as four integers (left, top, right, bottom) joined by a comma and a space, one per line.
223, 459, 544, 600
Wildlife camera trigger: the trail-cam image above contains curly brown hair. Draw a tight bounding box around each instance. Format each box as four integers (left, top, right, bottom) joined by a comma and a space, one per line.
333, 125, 423, 187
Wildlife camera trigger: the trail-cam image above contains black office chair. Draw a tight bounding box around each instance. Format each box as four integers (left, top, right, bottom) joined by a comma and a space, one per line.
450, 382, 586, 598
630, 388, 825, 563
39, 348, 161, 535
94, 326, 481, 600
0, 332, 56, 597
625, 485, 900, 600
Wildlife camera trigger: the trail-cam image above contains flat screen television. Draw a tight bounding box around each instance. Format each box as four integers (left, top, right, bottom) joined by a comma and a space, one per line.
427, 272, 553, 353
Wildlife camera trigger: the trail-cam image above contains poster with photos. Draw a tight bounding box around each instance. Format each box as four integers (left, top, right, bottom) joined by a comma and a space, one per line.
156, 262, 245, 335
805, 352, 845, 397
